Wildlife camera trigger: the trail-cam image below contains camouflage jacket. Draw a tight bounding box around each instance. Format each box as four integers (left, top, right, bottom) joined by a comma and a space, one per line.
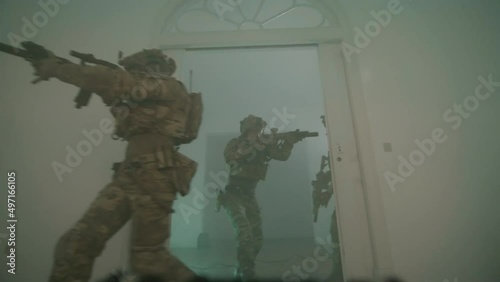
51, 63, 191, 141
224, 136, 294, 181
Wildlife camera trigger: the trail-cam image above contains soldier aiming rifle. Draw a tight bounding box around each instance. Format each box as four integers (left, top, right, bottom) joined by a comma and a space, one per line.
312, 154, 334, 223
0, 41, 122, 109
1, 40, 203, 282
311, 115, 343, 282
215, 114, 317, 281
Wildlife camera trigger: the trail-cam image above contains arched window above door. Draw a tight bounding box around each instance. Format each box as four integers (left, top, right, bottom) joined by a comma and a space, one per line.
160, 0, 340, 34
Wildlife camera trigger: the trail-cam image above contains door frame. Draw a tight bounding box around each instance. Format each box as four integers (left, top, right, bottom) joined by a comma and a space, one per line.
149, 2, 394, 279
162, 42, 380, 279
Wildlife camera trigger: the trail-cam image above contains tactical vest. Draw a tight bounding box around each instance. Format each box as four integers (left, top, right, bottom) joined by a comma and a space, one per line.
111, 73, 202, 144
227, 138, 270, 181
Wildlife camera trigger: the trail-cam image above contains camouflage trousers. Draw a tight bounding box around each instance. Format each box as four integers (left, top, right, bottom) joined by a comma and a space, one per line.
48, 160, 196, 282
220, 177, 262, 277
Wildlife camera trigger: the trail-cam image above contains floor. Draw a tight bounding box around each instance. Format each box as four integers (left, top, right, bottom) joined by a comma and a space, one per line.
171, 238, 335, 281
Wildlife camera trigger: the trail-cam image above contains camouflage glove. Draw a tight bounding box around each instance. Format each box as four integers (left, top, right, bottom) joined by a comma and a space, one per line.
30, 52, 63, 81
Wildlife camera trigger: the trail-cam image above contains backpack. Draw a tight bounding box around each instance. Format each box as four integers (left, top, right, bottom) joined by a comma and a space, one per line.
176, 92, 203, 145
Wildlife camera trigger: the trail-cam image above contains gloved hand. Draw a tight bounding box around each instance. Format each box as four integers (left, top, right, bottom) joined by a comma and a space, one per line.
30, 52, 62, 81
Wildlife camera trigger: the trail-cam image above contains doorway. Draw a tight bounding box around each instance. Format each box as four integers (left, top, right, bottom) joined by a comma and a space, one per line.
169, 45, 339, 280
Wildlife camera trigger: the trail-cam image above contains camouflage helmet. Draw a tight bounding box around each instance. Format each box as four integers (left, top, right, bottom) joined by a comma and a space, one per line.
118, 49, 176, 76
240, 114, 266, 133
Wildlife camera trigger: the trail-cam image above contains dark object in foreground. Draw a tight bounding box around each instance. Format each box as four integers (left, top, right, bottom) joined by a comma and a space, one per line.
348, 278, 403, 282
97, 271, 404, 282
99, 276, 320, 282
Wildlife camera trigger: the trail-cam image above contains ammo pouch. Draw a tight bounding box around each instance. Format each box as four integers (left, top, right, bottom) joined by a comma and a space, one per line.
172, 150, 197, 196
229, 162, 268, 181
130, 146, 197, 197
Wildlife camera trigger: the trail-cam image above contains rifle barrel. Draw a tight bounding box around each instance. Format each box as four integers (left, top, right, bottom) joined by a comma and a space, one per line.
305, 132, 319, 137
0, 42, 30, 59
70, 50, 119, 69
270, 130, 319, 139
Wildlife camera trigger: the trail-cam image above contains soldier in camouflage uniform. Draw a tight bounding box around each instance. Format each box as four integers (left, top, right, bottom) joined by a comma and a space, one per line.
314, 115, 343, 282
315, 162, 343, 282
29, 48, 202, 282
217, 115, 301, 280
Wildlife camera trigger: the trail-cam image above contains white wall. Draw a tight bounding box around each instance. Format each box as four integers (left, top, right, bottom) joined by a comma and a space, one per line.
335, 0, 500, 281
0, 1, 173, 281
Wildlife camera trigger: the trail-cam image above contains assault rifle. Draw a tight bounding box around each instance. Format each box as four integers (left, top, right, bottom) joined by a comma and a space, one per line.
311, 155, 333, 222
260, 128, 319, 144
0, 41, 69, 84
0, 41, 120, 109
